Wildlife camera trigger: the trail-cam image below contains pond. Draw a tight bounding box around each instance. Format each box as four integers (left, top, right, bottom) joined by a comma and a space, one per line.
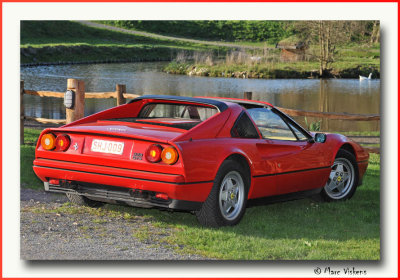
20, 62, 380, 132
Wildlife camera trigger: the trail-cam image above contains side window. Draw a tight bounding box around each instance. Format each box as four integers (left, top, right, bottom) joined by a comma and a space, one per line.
247, 108, 297, 141
231, 112, 260, 139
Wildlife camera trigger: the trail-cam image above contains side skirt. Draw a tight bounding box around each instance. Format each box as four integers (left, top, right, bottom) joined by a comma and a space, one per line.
247, 187, 323, 208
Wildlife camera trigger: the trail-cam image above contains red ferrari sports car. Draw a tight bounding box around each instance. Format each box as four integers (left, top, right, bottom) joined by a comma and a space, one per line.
33, 95, 369, 227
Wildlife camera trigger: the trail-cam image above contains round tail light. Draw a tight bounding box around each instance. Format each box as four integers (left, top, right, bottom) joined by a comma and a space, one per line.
161, 146, 179, 165
145, 144, 163, 163
41, 133, 56, 150
55, 134, 71, 151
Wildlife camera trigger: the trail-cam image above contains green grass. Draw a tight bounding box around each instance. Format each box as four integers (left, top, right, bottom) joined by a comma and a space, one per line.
21, 128, 42, 190
21, 128, 380, 260
21, 21, 225, 51
21, 21, 228, 64
97, 20, 292, 44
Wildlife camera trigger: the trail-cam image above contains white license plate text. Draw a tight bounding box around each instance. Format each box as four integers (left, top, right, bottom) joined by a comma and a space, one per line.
91, 139, 124, 155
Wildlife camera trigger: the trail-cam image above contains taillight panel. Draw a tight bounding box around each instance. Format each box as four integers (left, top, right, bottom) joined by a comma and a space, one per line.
55, 134, 71, 152
41, 133, 71, 152
145, 144, 179, 165
161, 146, 179, 165
41, 133, 56, 151
145, 144, 163, 163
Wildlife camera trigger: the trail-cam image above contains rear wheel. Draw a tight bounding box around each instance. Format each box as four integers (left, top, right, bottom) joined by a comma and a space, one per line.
320, 149, 359, 201
195, 160, 249, 227
66, 193, 104, 207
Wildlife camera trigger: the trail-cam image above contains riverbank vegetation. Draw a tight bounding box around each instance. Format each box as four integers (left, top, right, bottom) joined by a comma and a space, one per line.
164, 44, 380, 79
21, 127, 380, 260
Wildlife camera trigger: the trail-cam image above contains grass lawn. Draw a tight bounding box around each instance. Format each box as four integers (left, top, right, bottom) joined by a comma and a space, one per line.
21, 128, 380, 260
21, 21, 226, 51
21, 128, 43, 190
21, 21, 229, 64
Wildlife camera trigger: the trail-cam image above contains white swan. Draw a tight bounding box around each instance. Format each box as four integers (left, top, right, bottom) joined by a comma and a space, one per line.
359, 73, 372, 80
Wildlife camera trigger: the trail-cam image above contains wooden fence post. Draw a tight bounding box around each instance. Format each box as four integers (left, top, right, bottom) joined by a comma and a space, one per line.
66, 79, 85, 124
20, 81, 24, 145
244, 91, 252, 100
116, 84, 126, 106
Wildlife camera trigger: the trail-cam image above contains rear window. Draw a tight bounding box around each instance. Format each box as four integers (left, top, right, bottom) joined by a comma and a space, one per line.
106, 102, 218, 130
139, 103, 218, 121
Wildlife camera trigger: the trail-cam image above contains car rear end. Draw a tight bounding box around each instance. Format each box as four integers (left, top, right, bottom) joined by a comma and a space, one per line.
32, 97, 228, 211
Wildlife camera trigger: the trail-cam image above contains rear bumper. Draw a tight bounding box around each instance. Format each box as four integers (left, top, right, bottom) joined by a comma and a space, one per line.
44, 181, 202, 211
33, 158, 213, 206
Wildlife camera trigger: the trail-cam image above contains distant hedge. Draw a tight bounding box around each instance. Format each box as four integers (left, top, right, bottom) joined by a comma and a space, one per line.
100, 21, 294, 43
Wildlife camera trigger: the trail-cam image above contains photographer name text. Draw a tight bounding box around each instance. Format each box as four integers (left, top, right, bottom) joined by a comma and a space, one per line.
314, 266, 367, 276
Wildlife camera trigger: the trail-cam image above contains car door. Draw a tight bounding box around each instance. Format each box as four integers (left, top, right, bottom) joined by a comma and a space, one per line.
248, 107, 330, 195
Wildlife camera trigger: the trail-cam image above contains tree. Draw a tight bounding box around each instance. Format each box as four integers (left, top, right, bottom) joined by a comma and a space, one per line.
317, 21, 336, 77
295, 21, 348, 77
295, 21, 374, 77
370, 21, 380, 44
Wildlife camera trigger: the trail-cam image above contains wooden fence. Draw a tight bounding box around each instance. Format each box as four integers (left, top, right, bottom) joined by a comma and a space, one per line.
20, 80, 380, 153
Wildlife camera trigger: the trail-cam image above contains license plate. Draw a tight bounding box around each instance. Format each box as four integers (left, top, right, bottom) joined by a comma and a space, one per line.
91, 139, 124, 155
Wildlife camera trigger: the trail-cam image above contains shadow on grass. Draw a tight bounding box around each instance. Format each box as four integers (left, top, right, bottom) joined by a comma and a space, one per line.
102, 185, 379, 242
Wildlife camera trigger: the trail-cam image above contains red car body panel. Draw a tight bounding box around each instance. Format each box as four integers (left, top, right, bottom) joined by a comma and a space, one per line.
33, 95, 369, 210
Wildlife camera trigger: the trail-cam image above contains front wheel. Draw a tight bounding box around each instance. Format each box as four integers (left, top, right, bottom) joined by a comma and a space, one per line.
320, 149, 359, 201
195, 160, 249, 227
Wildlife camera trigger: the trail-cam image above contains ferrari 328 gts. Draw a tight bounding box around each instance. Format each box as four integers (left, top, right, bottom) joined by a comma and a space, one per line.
33, 95, 369, 227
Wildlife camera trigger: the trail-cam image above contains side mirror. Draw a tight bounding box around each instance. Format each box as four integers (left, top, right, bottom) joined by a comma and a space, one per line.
314, 133, 327, 143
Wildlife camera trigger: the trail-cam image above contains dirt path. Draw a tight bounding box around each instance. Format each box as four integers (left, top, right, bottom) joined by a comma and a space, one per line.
20, 188, 208, 260
76, 20, 266, 50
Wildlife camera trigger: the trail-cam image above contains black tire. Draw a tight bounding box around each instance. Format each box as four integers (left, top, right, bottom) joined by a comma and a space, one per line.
66, 193, 104, 207
195, 159, 249, 227
319, 149, 359, 202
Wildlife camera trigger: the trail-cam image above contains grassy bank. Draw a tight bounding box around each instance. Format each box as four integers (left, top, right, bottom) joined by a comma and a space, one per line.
21, 21, 228, 64
98, 20, 292, 43
21, 128, 42, 189
21, 128, 380, 260
164, 44, 380, 79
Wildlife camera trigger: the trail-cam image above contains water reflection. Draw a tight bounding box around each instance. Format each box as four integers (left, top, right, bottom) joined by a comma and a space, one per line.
21, 62, 380, 132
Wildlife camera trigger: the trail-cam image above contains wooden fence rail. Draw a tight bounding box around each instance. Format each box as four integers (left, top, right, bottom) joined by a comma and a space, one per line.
20, 80, 380, 154
24, 89, 139, 100
276, 107, 380, 121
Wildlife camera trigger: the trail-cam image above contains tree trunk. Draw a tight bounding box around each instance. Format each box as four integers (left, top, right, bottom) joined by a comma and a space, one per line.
319, 21, 324, 77
371, 21, 380, 44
